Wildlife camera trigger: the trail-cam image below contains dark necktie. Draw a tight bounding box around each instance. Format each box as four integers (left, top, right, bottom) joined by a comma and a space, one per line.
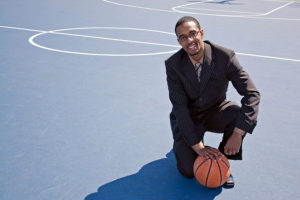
195, 62, 202, 82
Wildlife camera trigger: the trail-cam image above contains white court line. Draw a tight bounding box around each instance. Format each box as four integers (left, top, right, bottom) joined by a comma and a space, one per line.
172, 1, 295, 17
264, 0, 297, 2
28, 37, 178, 57
1, 25, 300, 62
171, 0, 213, 11
258, 1, 295, 16
0, 25, 178, 47
0, 25, 179, 56
102, 0, 300, 21
181, 7, 261, 15
28, 27, 180, 57
45, 26, 178, 48
235, 52, 300, 62
102, 0, 174, 13
0, 25, 46, 33
48, 31, 179, 48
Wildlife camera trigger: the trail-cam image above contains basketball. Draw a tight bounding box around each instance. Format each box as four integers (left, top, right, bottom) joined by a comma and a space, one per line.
193, 152, 230, 188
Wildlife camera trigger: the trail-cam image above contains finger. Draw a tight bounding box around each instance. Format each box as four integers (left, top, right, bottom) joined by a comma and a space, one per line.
203, 150, 214, 159
198, 150, 209, 158
216, 151, 224, 158
233, 148, 240, 155
230, 148, 237, 155
205, 149, 222, 159
203, 150, 213, 159
204, 147, 222, 159
224, 146, 229, 155
214, 148, 223, 156
207, 149, 220, 159
225, 147, 233, 155
199, 151, 209, 159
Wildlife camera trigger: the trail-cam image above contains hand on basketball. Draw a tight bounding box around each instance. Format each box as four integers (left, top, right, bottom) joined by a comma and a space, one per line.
224, 130, 243, 156
198, 146, 223, 159
192, 141, 223, 159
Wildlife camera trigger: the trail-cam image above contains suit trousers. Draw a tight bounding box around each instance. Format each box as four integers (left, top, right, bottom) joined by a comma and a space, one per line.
173, 101, 246, 178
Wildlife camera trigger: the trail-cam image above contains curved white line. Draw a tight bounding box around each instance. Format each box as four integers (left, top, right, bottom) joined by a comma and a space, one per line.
171, 0, 212, 11
172, 0, 294, 17
50, 31, 179, 48
181, 7, 261, 15
45, 26, 178, 48
28, 27, 180, 56
103, 0, 300, 21
1, 25, 299, 61
50, 26, 176, 35
172, 1, 295, 18
28, 40, 178, 57
102, 0, 174, 13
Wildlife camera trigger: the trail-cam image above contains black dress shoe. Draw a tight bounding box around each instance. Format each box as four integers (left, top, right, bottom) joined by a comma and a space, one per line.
223, 174, 235, 188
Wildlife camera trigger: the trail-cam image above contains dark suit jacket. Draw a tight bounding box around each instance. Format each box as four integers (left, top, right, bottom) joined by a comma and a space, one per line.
165, 41, 260, 146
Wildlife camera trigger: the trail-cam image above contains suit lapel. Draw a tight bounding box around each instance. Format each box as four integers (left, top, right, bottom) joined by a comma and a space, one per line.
199, 42, 215, 95
181, 53, 201, 92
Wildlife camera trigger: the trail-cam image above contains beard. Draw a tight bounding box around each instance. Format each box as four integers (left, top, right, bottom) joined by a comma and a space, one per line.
187, 43, 204, 59
186, 43, 201, 57
189, 50, 200, 56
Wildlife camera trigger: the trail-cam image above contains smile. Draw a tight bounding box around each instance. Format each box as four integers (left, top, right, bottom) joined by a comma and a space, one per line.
188, 43, 198, 51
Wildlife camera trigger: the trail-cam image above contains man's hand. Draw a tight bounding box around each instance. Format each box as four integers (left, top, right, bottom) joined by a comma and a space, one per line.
192, 141, 223, 159
224, 128, 245, 156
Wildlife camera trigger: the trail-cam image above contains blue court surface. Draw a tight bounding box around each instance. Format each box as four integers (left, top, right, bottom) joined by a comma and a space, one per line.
1, 0, 300, 199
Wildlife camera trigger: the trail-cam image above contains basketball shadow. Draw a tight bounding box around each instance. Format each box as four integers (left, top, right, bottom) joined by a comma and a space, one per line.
84, 150, 222, 200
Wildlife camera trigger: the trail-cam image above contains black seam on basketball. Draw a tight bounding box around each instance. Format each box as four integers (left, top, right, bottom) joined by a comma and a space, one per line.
216, 160, 223, 186
194, 157, 210, 176
220, 159, 230, 169
205, 159, 213, 187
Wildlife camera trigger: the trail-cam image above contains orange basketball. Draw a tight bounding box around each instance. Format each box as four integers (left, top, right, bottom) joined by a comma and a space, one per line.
193, 153, 230, 188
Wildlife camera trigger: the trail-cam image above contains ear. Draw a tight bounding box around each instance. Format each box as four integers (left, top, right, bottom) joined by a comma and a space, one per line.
200, 29, 204, 39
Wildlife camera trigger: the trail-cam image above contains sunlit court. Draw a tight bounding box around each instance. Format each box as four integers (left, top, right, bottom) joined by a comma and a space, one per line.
1, 0, 299, 199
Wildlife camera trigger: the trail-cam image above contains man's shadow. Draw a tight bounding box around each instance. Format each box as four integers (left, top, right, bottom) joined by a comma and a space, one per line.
84, 150, 222, 200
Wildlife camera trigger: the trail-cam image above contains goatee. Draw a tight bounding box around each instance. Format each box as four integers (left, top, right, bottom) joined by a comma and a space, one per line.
189, 50, 200, 57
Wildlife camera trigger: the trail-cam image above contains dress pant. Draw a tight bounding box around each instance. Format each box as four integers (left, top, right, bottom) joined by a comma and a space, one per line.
173, 101, 246, 178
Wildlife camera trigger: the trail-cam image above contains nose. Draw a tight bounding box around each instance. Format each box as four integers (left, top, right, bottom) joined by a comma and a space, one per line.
187, 36, 194, 43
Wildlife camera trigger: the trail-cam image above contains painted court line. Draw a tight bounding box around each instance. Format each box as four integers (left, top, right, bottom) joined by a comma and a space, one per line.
28, 27, 179, 57
44, 27, 178, 48
0, 25, 46, 33
46, 31, 179, 48
235, 52, 300, 63
172, 0, 294, 15
102, 0, 174, 13
172, 0, 295, 17
180, 7, 261, 15
102, 0, 300, 21
259, 1, 295, 16
0, 25, 300, 62
171, 0, 213, 12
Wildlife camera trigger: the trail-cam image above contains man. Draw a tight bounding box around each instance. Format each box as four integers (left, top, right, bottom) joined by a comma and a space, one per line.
165, 16, 260, 187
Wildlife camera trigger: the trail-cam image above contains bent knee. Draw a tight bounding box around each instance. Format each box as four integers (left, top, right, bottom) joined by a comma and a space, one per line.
177, 165, 194, 178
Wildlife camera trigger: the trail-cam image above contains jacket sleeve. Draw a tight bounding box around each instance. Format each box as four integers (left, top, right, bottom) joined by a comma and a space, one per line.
166, 61, 203, 146
226, 52, 261, 133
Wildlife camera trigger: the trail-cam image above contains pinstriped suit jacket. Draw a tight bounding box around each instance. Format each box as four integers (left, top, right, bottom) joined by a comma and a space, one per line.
165, 41, 260, 146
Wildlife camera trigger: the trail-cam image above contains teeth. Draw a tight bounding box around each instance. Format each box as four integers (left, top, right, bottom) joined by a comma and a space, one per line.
188, 43, 196, 50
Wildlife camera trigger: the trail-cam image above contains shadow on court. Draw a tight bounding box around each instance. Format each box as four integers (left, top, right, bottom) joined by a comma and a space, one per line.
84, 150, 222, 200
207, 0, 243, 5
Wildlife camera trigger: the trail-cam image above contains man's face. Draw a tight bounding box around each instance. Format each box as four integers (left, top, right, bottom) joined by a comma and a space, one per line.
176, 21, 204, 57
